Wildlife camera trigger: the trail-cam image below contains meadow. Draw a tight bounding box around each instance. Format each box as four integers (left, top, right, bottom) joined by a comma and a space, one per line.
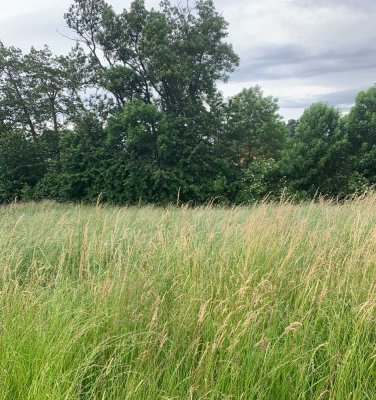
0, 198, 375, 399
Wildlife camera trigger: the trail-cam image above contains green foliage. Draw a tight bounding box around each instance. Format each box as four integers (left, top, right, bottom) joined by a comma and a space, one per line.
104, 100, 182, 204
0, 132, 47, 202
0, 1, 375, 204
223, 87, 287, 203
0, 42, 87, 138
65, 0, 239, 112
226, 86, 287, 164
54, 114, 107, 202
236, 159, 284, 203
286, 118, 299, 138
280, 103, 350, 198
346, 86, 376, 187
60, 0, 242, 205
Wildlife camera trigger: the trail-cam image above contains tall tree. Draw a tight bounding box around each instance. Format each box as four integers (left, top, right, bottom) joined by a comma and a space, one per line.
0, 42, 88, 138
225, 86, 288, 202
346, 86, 376, 187
280, 103, 349, 198
226, 86, 287, 165
286, 119, 299, 138
65, 0, 239, 203
0, 43, 39, 139
65, 0, 239, 113
0, 132, 47, 201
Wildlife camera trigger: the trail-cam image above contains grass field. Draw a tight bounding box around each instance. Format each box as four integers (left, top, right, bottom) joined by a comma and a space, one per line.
0, 198, 375, 399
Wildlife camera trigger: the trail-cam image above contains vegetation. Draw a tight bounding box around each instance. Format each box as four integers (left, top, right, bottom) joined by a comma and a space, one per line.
1, 0, 375, 205
0, 200, 375, 399
1, 1, 375, 398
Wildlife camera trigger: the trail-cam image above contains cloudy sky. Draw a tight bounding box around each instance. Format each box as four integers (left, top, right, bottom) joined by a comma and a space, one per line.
1, 0, 375, 119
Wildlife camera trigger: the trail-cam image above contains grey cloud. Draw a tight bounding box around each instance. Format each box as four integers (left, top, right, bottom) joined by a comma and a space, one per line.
291, 0, 376, 9
233, 43, 376, 81
279, 87, 366, 110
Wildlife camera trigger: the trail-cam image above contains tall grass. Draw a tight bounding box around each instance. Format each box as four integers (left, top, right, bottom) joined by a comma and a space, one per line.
0, 198, 375, 399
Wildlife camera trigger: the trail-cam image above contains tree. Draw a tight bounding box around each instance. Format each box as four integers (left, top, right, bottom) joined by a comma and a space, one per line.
102, 100, 183, 204
64, 0, 240, 204
286, 118, 299, 138
65, 0, 239, 114
0, 43, 39, 139
0, 42, 88, 138
24, 46, 88, 133
53, 114, 107, 201
2, 0, 374, 205
280, 103, 349, 198
224, 86, 288, 202
226, 86, 287, 165
0, 132, 47, 202
346, 86, 376, 187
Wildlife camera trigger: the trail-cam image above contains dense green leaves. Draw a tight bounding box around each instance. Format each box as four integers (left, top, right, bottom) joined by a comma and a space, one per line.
281, 104, 350, 198
0, 132, 50, 202
0, 43, 87, 137
0, 0, 375, 204
226, 86, 287, 163
346, 87, 376, 187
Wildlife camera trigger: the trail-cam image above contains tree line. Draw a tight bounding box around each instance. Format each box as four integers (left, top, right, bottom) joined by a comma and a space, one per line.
0, 0, 375, 205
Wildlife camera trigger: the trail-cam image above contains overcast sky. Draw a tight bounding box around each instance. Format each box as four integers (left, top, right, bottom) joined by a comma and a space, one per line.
1, 0, 375, 119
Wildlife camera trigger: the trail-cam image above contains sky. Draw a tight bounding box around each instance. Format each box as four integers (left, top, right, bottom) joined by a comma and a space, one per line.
0, 0, 375, 120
